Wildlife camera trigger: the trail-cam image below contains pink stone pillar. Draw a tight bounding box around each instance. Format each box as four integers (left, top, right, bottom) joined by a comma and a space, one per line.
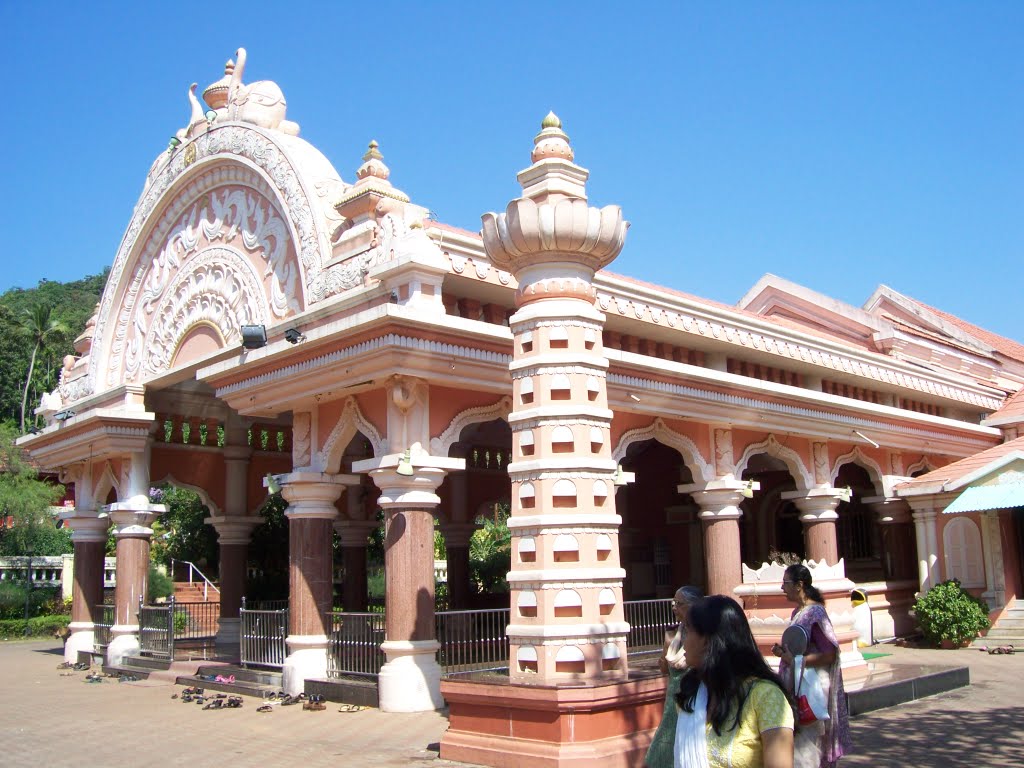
278, 472, 350, 696
785, 490, 844, 566
60, 513, 109, 663
355, 455, 461, 713
689, 487, 745, 598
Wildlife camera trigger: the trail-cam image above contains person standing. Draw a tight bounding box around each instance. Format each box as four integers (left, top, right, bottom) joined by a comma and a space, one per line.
645, 586, 704, 767
773, 564, 852, 768
674, 595, 794, 768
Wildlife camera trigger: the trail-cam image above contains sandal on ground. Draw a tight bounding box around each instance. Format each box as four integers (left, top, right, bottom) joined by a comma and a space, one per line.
57, 662, 73, 669
74, 662, 89, 671
214, 674, 236, 684
227, 696, 243, 708
338, 703, 366, 712
257, 704, 274, 713
203, 699, 224, 710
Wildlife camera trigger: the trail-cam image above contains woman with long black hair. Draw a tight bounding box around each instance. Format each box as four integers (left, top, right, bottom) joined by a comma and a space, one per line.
675, 595, 795, 768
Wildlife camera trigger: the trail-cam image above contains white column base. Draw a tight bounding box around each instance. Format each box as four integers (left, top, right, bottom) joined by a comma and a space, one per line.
106, 628, 140, 667
282, 634, 329, 696
64, 622, 95, 664
215, 617, 241, 645
378, 640, 444, 712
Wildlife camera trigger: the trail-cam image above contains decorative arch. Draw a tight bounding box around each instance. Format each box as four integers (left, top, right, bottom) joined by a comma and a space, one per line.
152, 473, 222, 517
611, 417, 713, 481
830, 446, 884, 495
735, 434, 814, 490
907, 457, 937, 477
93, 461, 121, 506
430, 397, 513, 457
83, 124, 345, 404
942, 517, 985, 588
319, 397, 385, 472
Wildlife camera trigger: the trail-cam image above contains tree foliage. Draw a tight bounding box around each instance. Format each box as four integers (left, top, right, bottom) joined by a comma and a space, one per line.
0, 270, 108, 431
149, 485, 219, 572
0, 423, 69, 556
469, 503, 511, 594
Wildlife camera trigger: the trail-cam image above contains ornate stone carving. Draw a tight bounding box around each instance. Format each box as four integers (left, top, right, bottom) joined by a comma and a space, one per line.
318, 397, 385, 472
431, 397, 513, 457
292, 412, 312, 468
611, 417, 713, 481
734, 434, 814, 490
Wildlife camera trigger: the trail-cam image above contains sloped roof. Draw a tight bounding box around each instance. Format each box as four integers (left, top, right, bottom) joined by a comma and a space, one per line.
905, 297, 1024, 364
896, 435, 1024, 495
985, 387, 1024, 428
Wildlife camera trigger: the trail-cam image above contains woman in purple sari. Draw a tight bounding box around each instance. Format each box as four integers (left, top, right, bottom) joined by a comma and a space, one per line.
772, 564, 851, 768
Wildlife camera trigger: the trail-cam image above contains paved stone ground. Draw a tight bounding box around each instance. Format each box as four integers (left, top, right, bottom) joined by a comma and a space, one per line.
3, 640, 1022, 766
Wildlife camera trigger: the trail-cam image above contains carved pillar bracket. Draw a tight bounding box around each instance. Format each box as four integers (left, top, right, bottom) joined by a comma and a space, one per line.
783, 487, 845, 566
680, 480, 746, 598
58, 509, 110, 664
355, 453, 463, 712
277, 471, 357, 696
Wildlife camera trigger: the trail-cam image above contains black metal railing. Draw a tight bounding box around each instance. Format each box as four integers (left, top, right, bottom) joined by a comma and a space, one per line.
624, 598, 675, 656
436, 607, 510, 676
92, 604, 115, 653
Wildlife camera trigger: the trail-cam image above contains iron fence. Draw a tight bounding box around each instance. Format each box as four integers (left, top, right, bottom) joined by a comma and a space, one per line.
624, 598, 676, 656
436, 607, 510, 676
139, 602, 174, 658
326, 610, 386, 679
240, 598, 288, 669
171, 600, 220, 642
92, 604, 115, 653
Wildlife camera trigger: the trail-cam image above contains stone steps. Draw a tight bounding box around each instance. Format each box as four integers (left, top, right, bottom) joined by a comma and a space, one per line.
175, 664, 284, 699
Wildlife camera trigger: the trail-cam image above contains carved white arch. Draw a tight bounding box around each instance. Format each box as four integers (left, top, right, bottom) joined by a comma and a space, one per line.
137, 247, 268, 379
319, 397, 385, 473
907, 457, 937, 477
430, 397, 513, 457
735, 434, 814, 491
830, 446, 885, 495
153, 473, 223, 517
611, 417, 713, 482
93, 461, 122, 505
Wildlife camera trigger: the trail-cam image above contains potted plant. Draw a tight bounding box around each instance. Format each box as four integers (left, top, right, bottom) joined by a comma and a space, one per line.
913, 579, 990, 648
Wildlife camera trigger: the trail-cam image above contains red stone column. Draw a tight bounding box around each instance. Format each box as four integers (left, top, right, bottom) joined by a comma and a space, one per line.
783, 489, 845, 566
277, 472, 350, 696
687, 487, 745, 598
440, 524, 477, 610
60, 514, 109, 663
356, 456, 461, 713
334, 520, 378, 612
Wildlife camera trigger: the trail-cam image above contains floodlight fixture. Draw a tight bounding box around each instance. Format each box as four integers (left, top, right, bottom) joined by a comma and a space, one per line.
240, 324, 268, 350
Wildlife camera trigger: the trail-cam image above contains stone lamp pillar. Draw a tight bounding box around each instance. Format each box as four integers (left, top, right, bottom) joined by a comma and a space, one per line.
481, 113, 630, 685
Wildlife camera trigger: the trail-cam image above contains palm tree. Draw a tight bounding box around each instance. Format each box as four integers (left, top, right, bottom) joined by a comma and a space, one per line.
17, 304, 67, 433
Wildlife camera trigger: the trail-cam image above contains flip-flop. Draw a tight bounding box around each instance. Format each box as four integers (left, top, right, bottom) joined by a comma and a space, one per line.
257, 704, 274, 713
338, 703, 366, 712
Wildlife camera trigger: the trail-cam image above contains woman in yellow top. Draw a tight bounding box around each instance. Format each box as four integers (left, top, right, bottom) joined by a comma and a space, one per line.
675, 596, 795, 768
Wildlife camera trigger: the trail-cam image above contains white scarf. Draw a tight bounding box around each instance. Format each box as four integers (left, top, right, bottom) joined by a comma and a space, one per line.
665, 625, 687, 670
674, 681, 710, 768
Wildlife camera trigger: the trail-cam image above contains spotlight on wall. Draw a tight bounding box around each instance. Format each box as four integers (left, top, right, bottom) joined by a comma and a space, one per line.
389, 290, 399, 304
240, 324, 268, 350
284, 328, 306, 344
613, 464, 627, 486
837, 485, 853, 503
167, 136, 182, 153
53, 410, 76, 423
740, 479, 761, 499
396, 449, 415, 476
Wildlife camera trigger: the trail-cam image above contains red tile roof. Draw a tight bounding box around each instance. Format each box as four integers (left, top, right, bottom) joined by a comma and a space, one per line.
906, 298, 1024, 363
898, 435, 1024, 491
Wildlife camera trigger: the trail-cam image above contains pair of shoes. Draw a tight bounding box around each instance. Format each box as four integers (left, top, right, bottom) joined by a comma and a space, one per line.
226, 696, 243, 708
203, 699, 225, 710
214, 674, 237, 684
338, 703, 366, 713
73, 662, 89, 671
84, 674, 103, 684
119, 674, 139, 682
304, 694, 326, 711
257, 704, 274, 713
182, 686, 204, 696
989, 645, 1015, 655
57, 661, 73, 670
281, 692, 307, 706
181, 693, 193, 703
199, 674, 218, 682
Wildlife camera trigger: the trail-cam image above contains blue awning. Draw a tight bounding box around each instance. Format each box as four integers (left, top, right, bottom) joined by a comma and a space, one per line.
943, 482, 1024, 514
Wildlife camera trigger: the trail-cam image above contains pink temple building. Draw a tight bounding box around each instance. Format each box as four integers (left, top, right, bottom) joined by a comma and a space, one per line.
20, 49, 1024, 767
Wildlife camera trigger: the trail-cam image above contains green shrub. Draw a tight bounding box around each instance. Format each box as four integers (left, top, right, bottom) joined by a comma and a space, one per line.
0, 582, 61, 620
0, 614, 70, 639
914, 578, 991, 647
148, 565, 174, 602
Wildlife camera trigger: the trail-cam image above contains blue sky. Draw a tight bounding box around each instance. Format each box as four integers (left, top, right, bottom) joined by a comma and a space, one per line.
2, 2, 1021, 341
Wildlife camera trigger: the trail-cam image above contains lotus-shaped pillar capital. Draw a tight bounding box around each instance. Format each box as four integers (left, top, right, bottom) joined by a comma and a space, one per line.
481, 196, 628, 276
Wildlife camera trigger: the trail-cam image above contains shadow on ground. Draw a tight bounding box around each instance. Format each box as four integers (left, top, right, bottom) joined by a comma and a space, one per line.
846, 708, 1023, 767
